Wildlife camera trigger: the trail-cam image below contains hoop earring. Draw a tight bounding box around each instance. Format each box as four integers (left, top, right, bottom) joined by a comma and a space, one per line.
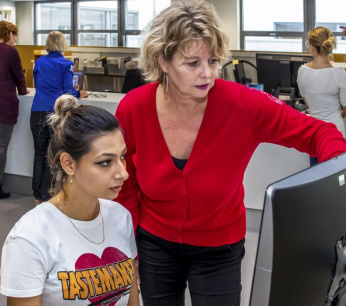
163, 73, 169, 94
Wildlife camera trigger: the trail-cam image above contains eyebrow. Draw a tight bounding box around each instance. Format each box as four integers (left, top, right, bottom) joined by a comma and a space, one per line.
184, 55, 216, 60
96, 147, 127, 158
184, 56, 200, 60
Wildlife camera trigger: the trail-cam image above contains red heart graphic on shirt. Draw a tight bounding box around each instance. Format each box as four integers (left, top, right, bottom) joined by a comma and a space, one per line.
75, 247, 133, 306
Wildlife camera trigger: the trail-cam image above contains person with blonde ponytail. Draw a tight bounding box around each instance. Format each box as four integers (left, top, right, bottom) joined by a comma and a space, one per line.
30, 31, 88, 205
1, 95, 139, 306
298, 26, 346, 166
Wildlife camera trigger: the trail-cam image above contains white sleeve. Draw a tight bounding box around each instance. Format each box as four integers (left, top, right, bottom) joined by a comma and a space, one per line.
0, 236, 46, 297
127, 213, 137, 259
337, 68, 346, 107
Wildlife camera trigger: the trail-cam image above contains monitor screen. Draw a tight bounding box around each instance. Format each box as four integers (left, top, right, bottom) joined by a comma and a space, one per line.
250, 153, 346, 306
256, 53, 312, 99
246, 83, 264, 91
73, 71, 84, 91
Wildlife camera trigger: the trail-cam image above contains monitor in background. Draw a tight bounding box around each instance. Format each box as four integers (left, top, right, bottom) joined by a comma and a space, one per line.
234, 61, 251, 84
250, 153, 346, 306
256, 53, 312, 100
231, 60, 257, 85
73, 71, 84, 91
246, 83, 264, 91
121, 69, 147, 93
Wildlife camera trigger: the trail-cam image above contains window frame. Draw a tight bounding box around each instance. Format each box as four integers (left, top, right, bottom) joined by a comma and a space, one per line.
34, 0, 141, 47
240, 0, 346, 51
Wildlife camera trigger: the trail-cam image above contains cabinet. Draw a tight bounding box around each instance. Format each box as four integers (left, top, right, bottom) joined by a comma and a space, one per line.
0, 3, 16, 24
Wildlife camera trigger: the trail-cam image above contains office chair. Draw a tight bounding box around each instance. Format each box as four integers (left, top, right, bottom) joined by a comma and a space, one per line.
121, 69, 147, 93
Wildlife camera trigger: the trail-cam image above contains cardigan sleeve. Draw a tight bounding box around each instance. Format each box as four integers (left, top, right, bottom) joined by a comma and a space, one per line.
115, 100, 140, 230
336, 68, 346, 107
239, 86, 346, 163
9, 47, 27, 95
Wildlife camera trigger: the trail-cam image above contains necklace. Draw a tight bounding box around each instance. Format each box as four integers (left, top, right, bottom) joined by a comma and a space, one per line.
57, 194, 105, 244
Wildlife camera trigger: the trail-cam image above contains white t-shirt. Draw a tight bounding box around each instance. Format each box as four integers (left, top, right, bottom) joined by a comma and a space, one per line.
297, 64, 346, 137
0, 199, 137, 306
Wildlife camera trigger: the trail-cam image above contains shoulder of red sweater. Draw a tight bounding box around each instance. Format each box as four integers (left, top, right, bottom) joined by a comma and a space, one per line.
213, 78, 245, 94
212, 78, 255, 102
126, 81, 157, 95
118, 82, 157, 108
214, 79, 288, 112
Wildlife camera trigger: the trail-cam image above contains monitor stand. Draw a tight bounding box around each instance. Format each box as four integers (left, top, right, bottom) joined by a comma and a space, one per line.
326, 236, 346, 306
274, 86, 295, 101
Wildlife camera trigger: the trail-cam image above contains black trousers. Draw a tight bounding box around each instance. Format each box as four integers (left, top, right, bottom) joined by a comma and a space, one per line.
30, 111, 52, 202
0, 123, 14, 185
137, 226, 245, 306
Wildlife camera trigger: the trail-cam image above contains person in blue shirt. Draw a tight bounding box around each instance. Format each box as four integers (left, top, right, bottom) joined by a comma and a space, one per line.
30, 31, 87, 204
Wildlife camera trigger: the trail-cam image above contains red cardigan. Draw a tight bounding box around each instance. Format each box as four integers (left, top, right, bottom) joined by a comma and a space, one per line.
115, 79, 346, 247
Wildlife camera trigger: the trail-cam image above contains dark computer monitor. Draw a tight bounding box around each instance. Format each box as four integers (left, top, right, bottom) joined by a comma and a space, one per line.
234, 61, 253, 85
256, 53, 312, 99
250, 153, 346, 306
121, 69, 147, 93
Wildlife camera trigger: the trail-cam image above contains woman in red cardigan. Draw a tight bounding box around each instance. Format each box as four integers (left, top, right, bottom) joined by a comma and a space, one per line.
115, 1, 346, 305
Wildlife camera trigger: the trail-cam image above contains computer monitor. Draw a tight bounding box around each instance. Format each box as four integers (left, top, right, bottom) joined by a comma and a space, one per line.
250, 153, 346, 306
121, 69, 147, 93
246, 83, 264, 91
73, 71, 84, 91
256, 53, 313, 99
234, 61, 251, 85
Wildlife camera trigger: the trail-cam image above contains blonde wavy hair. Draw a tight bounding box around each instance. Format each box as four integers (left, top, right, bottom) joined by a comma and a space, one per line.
140, 0, 230, 83
308, 26, 337, 58
45, 31, 68, 53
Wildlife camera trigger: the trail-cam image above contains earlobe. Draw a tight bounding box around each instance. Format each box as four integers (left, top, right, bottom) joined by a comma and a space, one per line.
158, 54, 167, 73
60, 153, 76, 176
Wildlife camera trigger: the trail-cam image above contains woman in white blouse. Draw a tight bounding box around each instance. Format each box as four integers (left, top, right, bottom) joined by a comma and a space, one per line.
297, 26, 346, 166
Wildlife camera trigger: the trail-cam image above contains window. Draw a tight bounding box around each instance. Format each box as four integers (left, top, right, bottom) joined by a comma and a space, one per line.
241, 0, 346, 52
36, 2, 71, 31
34, 0, 171, 47
315, 0, 346, 53
77, 1, 118, 46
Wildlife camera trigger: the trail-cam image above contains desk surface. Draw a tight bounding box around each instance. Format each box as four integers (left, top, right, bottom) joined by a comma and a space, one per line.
25, 88, 125, 104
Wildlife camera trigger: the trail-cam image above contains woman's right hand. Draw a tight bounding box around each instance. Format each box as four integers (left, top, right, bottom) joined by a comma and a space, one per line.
79, 90, 88, 98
